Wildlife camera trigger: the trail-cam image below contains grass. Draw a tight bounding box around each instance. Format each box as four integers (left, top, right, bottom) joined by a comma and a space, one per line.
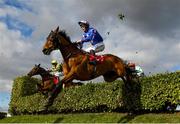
0, 112, 180, 123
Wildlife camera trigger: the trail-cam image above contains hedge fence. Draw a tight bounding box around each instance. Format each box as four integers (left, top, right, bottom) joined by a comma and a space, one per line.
9, 72, 180, 115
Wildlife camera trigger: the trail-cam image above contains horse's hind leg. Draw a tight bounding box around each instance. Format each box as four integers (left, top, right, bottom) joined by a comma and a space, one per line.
115, 63, 128, 83
116, 66, 126, 78
103, 71, 118, 82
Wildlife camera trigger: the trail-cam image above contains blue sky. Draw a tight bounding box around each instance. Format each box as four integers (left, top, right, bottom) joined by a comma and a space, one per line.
171, 65, 180, 72
0, 0, 33, 37
0, 0, 180, 112
2, 0, 32, 11
0, 92, 10, 112
0, 15, 33, 37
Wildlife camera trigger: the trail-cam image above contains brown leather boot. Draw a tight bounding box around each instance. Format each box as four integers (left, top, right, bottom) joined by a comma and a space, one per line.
89, 50, 97, 65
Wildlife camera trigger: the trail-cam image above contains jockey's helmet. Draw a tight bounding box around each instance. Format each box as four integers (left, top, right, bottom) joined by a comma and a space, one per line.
78, 20, 89, 27
51, 60, 58, 64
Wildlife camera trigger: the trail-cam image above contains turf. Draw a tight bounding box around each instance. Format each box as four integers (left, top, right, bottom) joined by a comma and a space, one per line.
0, 112, 180, 123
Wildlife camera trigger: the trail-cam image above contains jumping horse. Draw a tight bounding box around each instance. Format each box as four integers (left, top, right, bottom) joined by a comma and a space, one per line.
43, 26, 132, 89
27, 64, 55, 96
27, 64, 83, 96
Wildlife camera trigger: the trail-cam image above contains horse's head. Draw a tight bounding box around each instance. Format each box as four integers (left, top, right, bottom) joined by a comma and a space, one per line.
27, 64, 43, 77
42, 26, 72, 55
42, 27, 60, 55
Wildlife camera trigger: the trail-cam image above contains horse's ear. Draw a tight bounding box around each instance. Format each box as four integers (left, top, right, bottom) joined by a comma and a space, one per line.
55, 26, 59, 33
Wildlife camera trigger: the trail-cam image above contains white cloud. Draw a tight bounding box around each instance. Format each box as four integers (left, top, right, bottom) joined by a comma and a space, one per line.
0, 79, 12, 92
0, 22, 29, 57
0, 21, 49, 84
0, 5, 20, 17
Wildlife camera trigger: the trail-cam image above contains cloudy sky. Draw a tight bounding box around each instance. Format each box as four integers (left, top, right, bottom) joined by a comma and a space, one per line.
0, 0, 180, 111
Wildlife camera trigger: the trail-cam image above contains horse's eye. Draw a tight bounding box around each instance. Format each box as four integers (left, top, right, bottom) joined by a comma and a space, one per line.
47, 35, 53, 41
47, 31, 54, 40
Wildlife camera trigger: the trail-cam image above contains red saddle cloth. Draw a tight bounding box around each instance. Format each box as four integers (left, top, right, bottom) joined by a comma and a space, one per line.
89, 54, 105, 63
53, 76, 59, 85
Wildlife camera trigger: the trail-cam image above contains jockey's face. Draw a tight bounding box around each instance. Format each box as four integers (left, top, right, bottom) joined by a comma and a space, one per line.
80, 24, 88, 32
52, 63, 57, 66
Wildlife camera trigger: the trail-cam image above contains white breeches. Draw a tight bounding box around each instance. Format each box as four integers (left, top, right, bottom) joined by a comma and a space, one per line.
51, 72, 63, 77
84, 42, 105, 53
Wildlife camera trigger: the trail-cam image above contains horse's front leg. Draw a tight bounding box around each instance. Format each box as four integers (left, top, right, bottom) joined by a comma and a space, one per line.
54, 69, 75, 91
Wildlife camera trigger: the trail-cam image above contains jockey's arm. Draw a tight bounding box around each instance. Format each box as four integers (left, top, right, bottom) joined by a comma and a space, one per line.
81, 29, 94, 43
57, 64, 63, 72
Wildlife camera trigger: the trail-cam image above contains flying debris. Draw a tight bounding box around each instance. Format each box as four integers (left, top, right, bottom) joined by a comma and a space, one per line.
118, 13, 125, 20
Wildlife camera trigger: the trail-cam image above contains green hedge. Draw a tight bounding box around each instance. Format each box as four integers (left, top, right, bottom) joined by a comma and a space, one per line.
9, 72, 180, 115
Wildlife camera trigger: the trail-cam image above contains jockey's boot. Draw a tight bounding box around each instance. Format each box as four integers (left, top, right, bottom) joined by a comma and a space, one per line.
44, 81, 63, 108
89, 50, 97, 65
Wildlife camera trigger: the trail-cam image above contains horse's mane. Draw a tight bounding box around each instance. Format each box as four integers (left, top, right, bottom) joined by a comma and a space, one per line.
57, 29, 86, 55
39, 66, 52, 75
58, 30, 71, 43
40, 66, 47, 72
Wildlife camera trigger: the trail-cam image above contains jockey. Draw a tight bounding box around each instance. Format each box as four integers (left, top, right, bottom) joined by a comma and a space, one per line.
42, 59, 64, 109
49, 59, 63, 84
126, 60, 145, 77
77, 20, 105, 65
135, 65, 145, 77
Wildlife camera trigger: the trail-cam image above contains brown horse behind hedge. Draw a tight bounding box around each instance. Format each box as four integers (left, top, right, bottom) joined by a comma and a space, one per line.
42, 27, 132, 86
27, 64, 83, 96
27, 64, 55, 95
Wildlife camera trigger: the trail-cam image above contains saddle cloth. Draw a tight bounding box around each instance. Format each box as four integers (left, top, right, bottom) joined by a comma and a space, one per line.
53, 76, 59, 85
89, 54, 105, 63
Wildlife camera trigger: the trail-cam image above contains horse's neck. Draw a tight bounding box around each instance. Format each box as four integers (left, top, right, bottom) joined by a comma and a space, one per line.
39, 71, 51, 79
59, 45, 72, 60
59, 42, 84, 60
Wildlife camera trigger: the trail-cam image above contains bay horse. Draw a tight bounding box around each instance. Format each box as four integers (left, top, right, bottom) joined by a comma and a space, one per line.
27, 64, 83, 96
27, 64, 56, 96
42, 27, 132, 89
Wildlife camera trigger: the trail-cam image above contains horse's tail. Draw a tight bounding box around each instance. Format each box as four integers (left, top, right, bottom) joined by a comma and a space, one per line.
124, 63, 133, 83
